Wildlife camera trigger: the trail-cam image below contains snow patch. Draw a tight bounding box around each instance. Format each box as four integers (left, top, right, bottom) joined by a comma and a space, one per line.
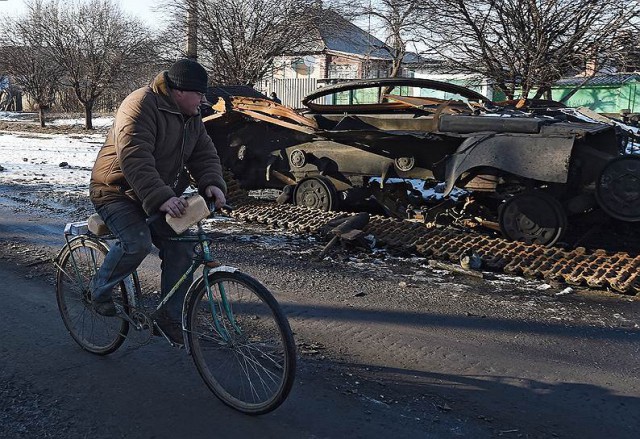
0, 131, 103, 195
0, 111, 37, 122
49, 116, 114, 128
369, 177, 468, 202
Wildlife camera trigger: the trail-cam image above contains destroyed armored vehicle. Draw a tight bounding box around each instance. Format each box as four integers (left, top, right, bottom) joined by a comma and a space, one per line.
203, 78, 640, 246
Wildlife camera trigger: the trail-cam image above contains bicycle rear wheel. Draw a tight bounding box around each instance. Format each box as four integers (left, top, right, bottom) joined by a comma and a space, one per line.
186, 271, 296, 415
55, 237, 129, 355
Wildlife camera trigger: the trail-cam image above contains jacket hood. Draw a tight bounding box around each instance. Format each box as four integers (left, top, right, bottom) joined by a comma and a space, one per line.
151, 71, 180, 112
152, 71, 171, 95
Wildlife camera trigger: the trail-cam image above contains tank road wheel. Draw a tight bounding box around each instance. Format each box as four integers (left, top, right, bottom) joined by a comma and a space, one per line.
293, 177, 338, 211
499, 191, 567, 246
595, 156, 640, 222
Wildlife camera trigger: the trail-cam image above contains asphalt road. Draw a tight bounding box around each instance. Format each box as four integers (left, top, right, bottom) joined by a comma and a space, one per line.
2, 257, 470, 439
1, 186, 640, 438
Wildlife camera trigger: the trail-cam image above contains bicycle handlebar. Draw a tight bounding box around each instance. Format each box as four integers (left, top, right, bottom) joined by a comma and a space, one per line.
145, 203, 234, 225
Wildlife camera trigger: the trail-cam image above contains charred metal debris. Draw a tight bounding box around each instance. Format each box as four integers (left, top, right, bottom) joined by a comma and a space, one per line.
204, 79, 640, 294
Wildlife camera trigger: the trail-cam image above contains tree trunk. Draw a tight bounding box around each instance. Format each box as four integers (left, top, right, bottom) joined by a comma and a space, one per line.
389, 57, 403, 79
0, 91, 9, 111
532, 86, 546, 100
38, 106, 45, 128
84, 101, 93, 130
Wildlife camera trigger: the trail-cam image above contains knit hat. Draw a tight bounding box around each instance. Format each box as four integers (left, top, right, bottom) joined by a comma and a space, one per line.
167, 59, 208, 93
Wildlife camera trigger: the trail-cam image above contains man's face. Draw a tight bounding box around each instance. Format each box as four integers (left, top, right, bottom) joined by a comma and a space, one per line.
172, 90, 206, 116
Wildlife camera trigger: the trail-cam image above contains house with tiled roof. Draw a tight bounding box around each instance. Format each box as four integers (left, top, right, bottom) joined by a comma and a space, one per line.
259, 10, 422, 107
273, 9, 410, 81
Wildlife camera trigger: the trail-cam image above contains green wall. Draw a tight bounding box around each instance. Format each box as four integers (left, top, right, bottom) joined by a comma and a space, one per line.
332, 86, 415, 105
328, 78, 640, 114
551, 81, 639, 114
491, 80, 639, 114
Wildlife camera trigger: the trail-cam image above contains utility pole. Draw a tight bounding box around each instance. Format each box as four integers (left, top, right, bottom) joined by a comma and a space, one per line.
186, 0, 198, 60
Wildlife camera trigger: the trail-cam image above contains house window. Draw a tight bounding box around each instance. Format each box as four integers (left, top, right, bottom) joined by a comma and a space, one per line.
328, 64, 358, 79
290, 56, 316, 78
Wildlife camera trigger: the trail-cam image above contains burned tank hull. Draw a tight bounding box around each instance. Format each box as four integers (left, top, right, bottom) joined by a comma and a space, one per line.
203, 79, 639, 246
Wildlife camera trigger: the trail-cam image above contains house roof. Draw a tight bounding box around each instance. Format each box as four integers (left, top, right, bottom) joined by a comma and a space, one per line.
287, 8, 426, 64
295, 9, 411, 61
401, 52, 424, 65
555, 73, 640, 87
317, 11, 391, 59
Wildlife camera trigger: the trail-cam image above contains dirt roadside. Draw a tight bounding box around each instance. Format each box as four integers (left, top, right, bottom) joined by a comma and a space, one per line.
1, 178, 640, 438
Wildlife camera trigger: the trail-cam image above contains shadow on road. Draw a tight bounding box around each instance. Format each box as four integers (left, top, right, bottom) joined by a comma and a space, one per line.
312, 358, 640, 439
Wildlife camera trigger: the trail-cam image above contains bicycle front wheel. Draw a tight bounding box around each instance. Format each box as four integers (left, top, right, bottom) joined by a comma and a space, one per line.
55, 237, 129, 355
186, 271, 296, 415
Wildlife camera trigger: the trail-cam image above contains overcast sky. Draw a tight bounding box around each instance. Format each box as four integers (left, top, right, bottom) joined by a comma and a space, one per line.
0, 0, 165, 25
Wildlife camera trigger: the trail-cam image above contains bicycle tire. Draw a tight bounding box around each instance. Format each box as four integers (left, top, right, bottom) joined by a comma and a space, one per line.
186, 271, 296, 415
55, 237, 129, 355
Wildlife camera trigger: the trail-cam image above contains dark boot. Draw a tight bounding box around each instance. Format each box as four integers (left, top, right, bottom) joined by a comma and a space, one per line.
92, 297, 116, 317
152, 311, 184, 345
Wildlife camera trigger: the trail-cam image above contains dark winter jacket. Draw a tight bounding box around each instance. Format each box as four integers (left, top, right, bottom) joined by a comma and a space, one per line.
89, 72, 226, 215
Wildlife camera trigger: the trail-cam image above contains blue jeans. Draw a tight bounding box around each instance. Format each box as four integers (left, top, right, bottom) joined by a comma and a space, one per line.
90, 198, 195, 321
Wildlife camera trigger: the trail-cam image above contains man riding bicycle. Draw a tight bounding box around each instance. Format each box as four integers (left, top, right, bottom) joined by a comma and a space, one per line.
88, 58, 227, 343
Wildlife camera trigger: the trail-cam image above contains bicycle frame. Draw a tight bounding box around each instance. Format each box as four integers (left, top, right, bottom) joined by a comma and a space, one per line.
57, 216, 241, 354
168, 221, 241, 352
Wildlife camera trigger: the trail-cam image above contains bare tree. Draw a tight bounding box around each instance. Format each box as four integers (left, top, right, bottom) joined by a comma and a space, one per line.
610, 29, 640, 73
421, 0, 639, 100
162, 0, 321, 85
35, 0, 157, 129
0, 3, 64, 126
332, 0, 427, 78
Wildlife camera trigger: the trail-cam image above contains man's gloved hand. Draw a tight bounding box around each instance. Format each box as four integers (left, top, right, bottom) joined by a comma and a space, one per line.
160, 196, 188, 218
205, 185, 226, 210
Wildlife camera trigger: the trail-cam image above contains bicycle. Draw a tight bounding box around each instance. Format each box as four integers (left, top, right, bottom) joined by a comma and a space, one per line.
53, 202, 296, 415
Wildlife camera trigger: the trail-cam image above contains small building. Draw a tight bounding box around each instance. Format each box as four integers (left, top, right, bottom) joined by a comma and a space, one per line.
409, 70, 640, 117
412, 71, 496, 101
551, 73, 640, 116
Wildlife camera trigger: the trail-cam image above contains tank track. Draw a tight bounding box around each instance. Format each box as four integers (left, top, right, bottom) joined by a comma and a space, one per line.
222, 169, 639, 295
228, 199, 639, 295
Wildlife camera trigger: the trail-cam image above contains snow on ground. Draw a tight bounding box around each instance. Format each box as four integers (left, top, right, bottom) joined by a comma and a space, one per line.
370, 177, 468, 202
0, 111, 114, 129
0, 111, 37, 122
0, 130, 103, 195
49, 116, 114, 128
